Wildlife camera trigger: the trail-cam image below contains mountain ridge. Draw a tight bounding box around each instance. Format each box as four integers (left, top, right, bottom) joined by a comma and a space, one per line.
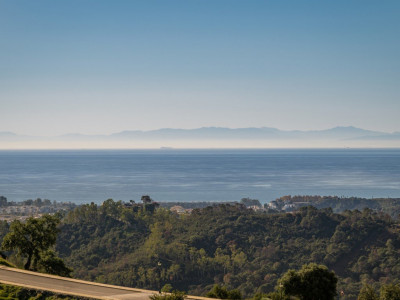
1, 126, 399, 149
0, 126, 392, 139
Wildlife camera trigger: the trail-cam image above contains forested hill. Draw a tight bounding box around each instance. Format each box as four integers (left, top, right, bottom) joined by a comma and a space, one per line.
54, 200, 400, 299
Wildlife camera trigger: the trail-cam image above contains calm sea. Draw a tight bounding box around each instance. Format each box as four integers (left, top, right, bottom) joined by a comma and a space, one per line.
0, 149, 399, 204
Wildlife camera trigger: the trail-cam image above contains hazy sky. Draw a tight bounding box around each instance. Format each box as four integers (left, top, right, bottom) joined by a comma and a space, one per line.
1, 1, 399, 136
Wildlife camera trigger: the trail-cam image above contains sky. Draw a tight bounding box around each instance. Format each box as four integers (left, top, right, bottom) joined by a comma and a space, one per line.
1, 0, 399, 136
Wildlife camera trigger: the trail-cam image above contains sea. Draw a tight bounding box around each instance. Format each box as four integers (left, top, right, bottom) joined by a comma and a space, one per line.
0, 149, 399, 204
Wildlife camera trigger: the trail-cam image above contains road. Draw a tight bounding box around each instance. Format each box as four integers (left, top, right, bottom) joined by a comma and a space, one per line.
0, 266, 209, 300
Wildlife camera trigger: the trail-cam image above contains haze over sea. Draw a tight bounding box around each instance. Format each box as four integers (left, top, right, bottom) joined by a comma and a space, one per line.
1, 149, 399, 204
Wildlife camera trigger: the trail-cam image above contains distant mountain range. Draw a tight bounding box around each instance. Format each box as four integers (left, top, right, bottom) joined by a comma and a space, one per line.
105, 126, 400, 140
1, 126, 399, 149
1, 126, 399, 140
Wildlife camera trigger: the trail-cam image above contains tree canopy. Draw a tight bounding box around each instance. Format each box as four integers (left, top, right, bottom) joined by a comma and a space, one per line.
2, 198, 400, 299
357, 285, 379, 300
1, 215, 71, 276
279, 263, 337, 300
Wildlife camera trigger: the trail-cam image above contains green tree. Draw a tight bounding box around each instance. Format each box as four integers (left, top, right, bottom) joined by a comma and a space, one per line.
161, 284, 173, 293
279, 263, 337, 300
0, 196, 7, 207
358, 285, 379, 300
380, 284, 400, 300
150, 290, 186, 300
254, 292, 292, 300
37, 250, 72, 277
207, 285, 242, 300
240, 198, 261, 208
1, 215, 61, 271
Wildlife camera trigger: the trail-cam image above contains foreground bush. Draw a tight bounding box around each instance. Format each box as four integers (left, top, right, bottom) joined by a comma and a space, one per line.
0, 283, 85, 300
150, 290, 186, 300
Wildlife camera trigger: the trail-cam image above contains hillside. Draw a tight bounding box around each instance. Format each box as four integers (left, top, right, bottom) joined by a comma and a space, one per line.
52, 199, 400, 299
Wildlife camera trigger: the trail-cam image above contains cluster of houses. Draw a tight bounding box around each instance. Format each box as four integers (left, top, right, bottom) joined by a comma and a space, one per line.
0, 194, 312, 223
165, 197, 276, 215
168, 201, 268, 215
0, 196, 77, 222
265, 198, 311, 212
169, 205, 193, 214
0, 205, 57, 222
0, 205, 54, 215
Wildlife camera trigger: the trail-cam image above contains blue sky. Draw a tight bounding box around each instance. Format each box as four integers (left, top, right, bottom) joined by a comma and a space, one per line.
1, 0, 399, 136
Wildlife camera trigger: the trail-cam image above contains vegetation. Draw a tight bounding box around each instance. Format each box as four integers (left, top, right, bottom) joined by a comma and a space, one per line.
206, 284, 242, 299
357, 284, 400, 300
0, 220, 9, 258
0, 196, 76, 222
158, 201, 236, 210
1, 215, 71, 276
0, 196, 76, 209
279, 263, 337, 300
3, 196, 400, 299
150, 290, 186, 300
379, 284, 400, 300
358, 284, 379, 300
0, 283, 84, 300
0, 257, 15, 267
49, 199, 400, 299
271, 195, 400, 218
